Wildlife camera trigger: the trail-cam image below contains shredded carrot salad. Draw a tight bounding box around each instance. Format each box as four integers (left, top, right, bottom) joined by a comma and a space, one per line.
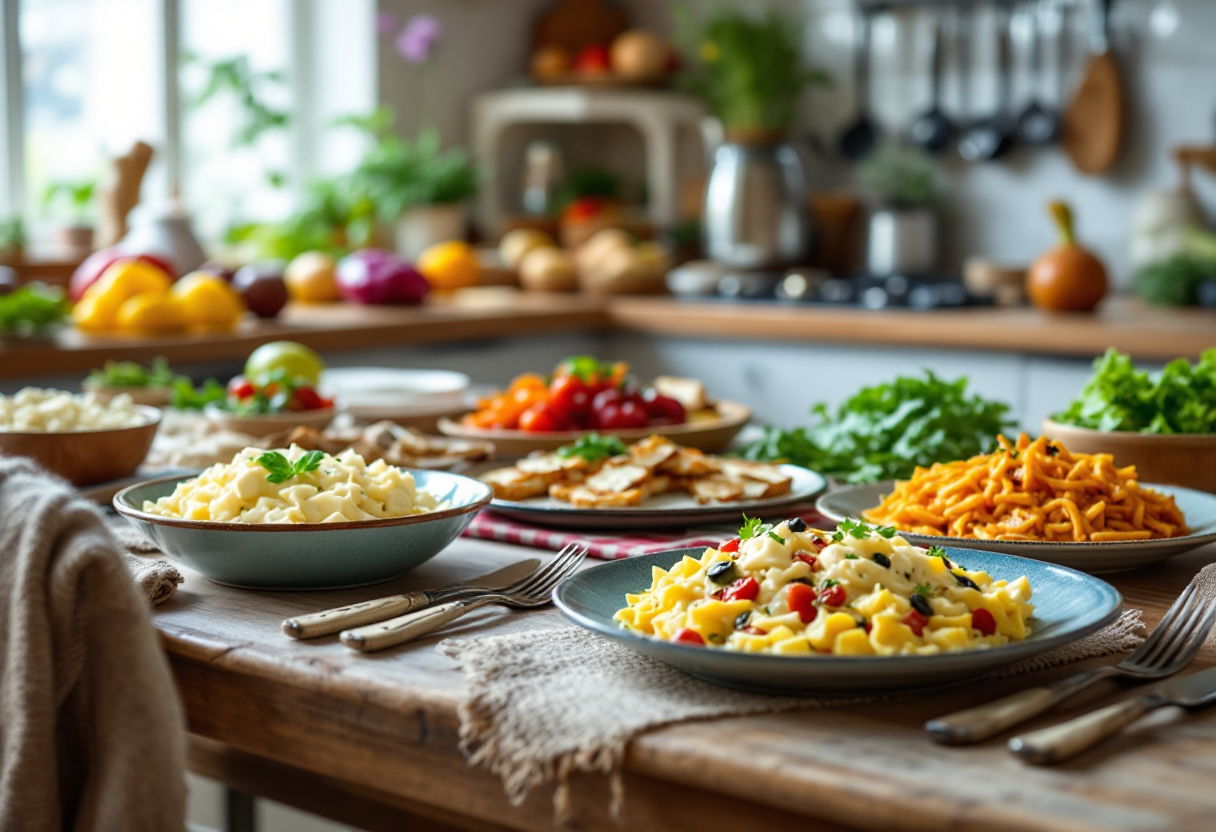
863, 433, 1188, 543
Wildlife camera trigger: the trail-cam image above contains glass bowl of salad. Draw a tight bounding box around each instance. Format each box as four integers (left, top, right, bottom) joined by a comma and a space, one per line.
205, 368, 337, 435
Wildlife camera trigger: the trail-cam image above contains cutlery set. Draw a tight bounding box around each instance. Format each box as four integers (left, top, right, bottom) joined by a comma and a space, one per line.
282, 544, 587, 652
929, 582, 1216, 763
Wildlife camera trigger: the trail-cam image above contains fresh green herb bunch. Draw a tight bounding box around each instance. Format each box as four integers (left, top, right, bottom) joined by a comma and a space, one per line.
830, 518, 896, 542
351, 127, 477, 219
674, 5, 829, 135
736, 371, 1015, 484
858, 141, 938, 209
1053, 348, 1216, 435
1133, 255, 1214, 308
256, 450, 325, 484
0, 283, 69, 333
557, 433, 628, 462
170, 378, 226, 411
86, 357, 183, 389
42, 179, 97, 224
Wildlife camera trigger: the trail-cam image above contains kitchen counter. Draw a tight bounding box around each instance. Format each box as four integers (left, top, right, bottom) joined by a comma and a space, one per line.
1, 292, 1211, 381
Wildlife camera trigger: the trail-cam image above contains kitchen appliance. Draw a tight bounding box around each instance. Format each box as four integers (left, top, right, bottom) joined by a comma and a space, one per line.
866, 207, 938, 275
705, 269, 992, 311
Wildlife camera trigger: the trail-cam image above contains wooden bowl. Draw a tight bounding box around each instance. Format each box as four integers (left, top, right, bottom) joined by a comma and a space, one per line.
1042, 419, 1216, 494
81, 383, 173, 407
205, 406, 335, 437
0, 405, 161, 486
438, 400, 751, 457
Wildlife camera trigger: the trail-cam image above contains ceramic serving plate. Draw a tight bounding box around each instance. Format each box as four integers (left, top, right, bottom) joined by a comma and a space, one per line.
554, 546, 1122, 694
817, 482, 1216, 574
319, 367, 470, 421
438, 400, 752, 456
482, 464, 827, 531
113, 470, 492, 590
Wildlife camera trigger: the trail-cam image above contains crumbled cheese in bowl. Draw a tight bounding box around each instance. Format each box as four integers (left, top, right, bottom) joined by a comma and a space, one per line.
0, 387, 150, 432
142, 444, 445, 524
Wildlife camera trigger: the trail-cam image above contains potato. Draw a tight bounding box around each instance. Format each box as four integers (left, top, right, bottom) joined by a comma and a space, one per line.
499, 228, 555, 270
575, 228, 633, 273
579, 246, 664, 295
518, 247, 578, 293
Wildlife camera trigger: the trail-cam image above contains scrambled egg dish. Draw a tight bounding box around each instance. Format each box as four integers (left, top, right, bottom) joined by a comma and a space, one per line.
615, 518, 1034, 656
142, 445, 443, 524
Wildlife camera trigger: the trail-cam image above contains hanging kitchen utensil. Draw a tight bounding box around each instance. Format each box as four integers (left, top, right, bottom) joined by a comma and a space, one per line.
958, 6, 1016, 162
1017, 2, 1061, 146
908, 11, 955, 153
838, 8, 878, 160
1063, 0, 1124, 174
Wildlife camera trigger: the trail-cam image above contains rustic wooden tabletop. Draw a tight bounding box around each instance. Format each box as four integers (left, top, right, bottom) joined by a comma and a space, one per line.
151, 536, 1216, 832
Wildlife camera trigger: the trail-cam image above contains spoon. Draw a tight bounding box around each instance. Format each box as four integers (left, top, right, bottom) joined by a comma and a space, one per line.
958, 7, 1016, 162
908, 11, 955, 154
1017, 2, 1061, 146
838, 9, 878, 160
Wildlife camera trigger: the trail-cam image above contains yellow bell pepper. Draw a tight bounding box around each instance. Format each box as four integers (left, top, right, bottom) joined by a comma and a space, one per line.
171, 272, 245, 330
116, 293, 187, 333
73, 260, 174, 331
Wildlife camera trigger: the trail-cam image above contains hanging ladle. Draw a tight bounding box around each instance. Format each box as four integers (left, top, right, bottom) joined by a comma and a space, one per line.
958, 6, 1016, 162
1017, 2, 1062, 146
908, 11, 955, 154
838, 8, 878, 160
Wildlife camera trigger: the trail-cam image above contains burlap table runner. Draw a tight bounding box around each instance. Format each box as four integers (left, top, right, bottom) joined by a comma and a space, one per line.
441, 608, 1148, 815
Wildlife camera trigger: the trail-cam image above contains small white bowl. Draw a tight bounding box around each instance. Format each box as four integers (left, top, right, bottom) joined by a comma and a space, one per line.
204, 405, 335, 438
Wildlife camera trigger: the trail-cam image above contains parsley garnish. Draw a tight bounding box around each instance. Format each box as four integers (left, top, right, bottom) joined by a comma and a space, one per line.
831, 518, 897, 542
739, 514, 787, 546
556, 433, 627, 462
927, 546, 948, 559
844, 553, 858, 560
914, 584, 933, 596
767, 531, 787, 545
821, 579, 840, 588
257, 450, 326, 484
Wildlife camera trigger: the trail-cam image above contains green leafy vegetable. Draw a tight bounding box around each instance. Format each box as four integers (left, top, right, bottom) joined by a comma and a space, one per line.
557, 433, 628, 462
256, 450, 326, 484
1053, 348, 1216, 435
0, 283, 70, 333
1133, 255, 1213, 307
830, 518, 898, 543
926, 546, 948, 559
738, 514, 786, 545
86, 357, 182, 389
170, 378, 226, 411
736, 371, 1015, 483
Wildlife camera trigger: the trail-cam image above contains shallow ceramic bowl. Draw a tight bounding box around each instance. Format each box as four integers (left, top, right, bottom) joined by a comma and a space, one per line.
439, 400, 751, 456
113, 470, 492, 589
555, 546, 1121, 694
1042, 419, 1216, 494
205, 405, 335, 437
0, 405, 161, 486
81, 383, 174, 407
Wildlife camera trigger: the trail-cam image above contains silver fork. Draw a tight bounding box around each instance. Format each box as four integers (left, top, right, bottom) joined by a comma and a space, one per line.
340, 544, 588, 652
926, 583, 1216, 744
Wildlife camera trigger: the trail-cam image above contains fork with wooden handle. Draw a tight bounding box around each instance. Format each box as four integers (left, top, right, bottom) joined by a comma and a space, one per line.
339, 544, 587, 653
281, 559, 540, 639
926, 584, 1216, 744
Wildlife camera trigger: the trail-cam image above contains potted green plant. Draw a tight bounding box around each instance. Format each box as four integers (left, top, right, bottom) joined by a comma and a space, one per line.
0, 217, 26, 262
858, 141, 940, 275
675, 7, 828, 268
43, 179, 97, 255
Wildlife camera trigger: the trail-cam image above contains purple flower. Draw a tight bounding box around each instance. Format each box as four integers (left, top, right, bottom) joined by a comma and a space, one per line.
375, 11, 397, 35
396, 15, 444, 64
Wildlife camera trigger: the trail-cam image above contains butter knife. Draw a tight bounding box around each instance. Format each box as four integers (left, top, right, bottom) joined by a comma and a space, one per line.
281, 559, 540, 639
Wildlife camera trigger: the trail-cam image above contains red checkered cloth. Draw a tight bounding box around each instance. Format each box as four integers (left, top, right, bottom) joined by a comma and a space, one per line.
463, 507, 831, 560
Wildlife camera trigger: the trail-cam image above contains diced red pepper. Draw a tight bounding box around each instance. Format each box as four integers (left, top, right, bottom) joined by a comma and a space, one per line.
809, 537, 828, 551
793, 553, 818, 571
722, 576, 760, 603
718, 538, 740, 554
786, 583, 818, 624
971, 608, 997, 637
292, 385, 326, 411
864, 620, 873, 634
227, 377, 255, 399
673, 628, 705, 646
819, 584, 846, 607
902, 610, 928, 637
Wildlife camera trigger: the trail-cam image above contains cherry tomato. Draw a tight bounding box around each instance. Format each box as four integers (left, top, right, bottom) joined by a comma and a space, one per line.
549, 374, 591, 420
793, 553, 818, 570
672, 628, 705, 646
722, 576, 760, 603
616, 400, 650, 428
642, 390, 686, 425
819, 583, 846, 607
591, 387, 622, 411
786, 583, 818, 624
292, 386, 326, 411
902, 610, 929, 637
509, 372, 548, 392
226, 376, 254, 399
718, 538, 741, 554
971, 607, 997, 637
519, 403, 563, 432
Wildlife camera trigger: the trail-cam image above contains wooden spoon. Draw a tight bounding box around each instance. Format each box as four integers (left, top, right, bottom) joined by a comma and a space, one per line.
1063, 0, 1124, 174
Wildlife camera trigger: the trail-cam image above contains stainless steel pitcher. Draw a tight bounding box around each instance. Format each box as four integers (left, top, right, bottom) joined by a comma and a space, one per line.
703, 139, 812, 269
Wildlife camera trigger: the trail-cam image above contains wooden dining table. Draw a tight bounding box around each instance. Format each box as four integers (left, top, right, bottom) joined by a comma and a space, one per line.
150, 536, 1216, 832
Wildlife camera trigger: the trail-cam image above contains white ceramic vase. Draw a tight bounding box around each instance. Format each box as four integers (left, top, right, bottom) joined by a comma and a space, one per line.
394, 204, 465, 261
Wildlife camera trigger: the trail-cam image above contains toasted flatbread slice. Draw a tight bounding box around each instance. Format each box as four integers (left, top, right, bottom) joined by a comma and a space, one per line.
652, 376, 706, 412
584, 463, 650, 494
720, 460, 793, 498
517, 453, 588, 476
628, 435, 678, 469
658, 447, 720, 477
549, 483, 647, 508
740, 478, 774, 501
646, 474, 673, 496
689, 474, 746, 504
480, 467, 559, 501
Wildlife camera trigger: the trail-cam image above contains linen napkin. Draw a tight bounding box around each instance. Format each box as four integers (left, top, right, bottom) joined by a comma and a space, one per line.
440, 609, 1147, 816
0, 456, 187, 831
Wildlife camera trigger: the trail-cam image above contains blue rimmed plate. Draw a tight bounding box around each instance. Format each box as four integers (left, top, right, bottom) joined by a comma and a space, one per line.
817, 482, 1216, 574
553, 546, 1122, 694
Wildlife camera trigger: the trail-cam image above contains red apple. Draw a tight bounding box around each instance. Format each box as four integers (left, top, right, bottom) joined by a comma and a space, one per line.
69, 249, 178, 301
574, 43, 611, 75
233, 263, 288, 318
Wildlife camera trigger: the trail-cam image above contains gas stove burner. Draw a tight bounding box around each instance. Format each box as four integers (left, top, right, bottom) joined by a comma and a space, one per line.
762, 269, 990, 310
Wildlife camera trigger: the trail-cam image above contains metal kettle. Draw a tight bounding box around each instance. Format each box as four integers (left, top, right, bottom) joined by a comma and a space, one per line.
702, 137, 812, 269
